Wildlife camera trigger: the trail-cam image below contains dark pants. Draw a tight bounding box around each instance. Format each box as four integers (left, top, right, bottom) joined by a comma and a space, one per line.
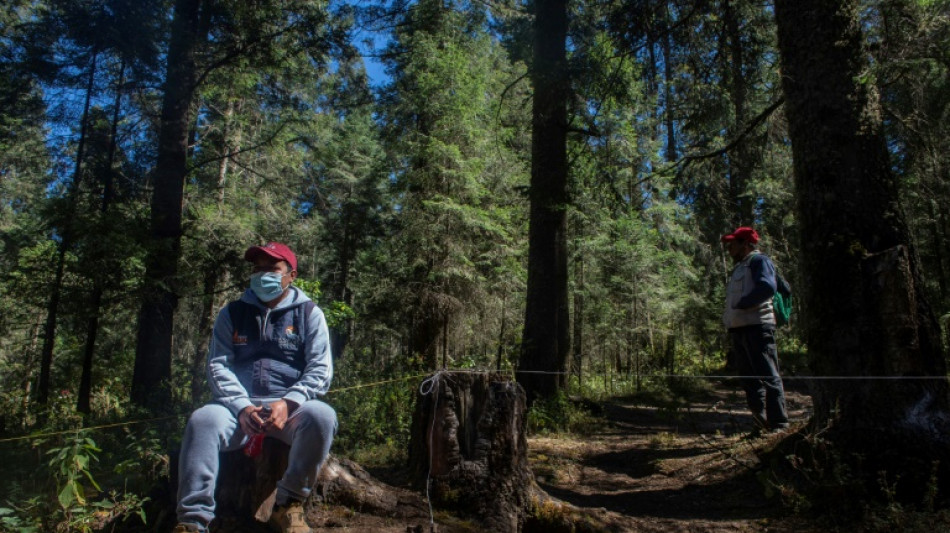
730, 324, 788, 429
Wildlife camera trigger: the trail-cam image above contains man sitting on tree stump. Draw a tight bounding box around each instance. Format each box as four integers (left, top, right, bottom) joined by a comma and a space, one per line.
174, 242, 337, 533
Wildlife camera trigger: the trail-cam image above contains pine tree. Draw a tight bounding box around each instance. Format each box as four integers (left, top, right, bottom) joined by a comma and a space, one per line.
518, 0, 571, 404
775, 0, 950, 495
374, 0, 528, 370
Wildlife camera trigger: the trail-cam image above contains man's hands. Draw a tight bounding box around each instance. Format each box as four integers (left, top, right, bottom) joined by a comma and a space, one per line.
267, 399, 298, 430
239, 405, 269, 435
239, 399, 299, 434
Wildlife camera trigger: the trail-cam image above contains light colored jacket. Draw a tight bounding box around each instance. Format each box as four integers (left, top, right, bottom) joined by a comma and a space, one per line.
723, 251, 777, 329
207, 286, 333, 416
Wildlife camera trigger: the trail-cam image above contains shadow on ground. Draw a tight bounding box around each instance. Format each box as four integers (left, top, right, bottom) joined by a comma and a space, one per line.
541, 471, 774, 520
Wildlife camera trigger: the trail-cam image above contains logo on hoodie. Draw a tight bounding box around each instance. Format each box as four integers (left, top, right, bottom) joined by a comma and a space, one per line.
232, 329, 248, 346
279, 325, 300, 351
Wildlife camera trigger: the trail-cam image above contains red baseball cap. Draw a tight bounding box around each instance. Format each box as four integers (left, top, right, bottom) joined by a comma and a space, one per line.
720, 226, 759, 244
244, 242, 297, 271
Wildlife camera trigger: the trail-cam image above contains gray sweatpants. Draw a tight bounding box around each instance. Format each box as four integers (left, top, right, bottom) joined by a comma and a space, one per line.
176, 398, 337, 530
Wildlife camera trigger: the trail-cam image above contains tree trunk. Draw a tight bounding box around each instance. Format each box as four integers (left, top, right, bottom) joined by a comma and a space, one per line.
496, 293, 508, 371
189, 96, 238, 404
519, 0, 571, 406
330, 213, 354, 359
38, 50, 98, 405
131, 0, 203, 412
924, 198, 947, 305
408, 372, 541, 532
409, 306, 442, 370
191, 268, 220, 405
775, 0, 950, 497
661, 11, 677, 163
572, 256, 584, 385
215, 438, 291, 523
722, 0, 754, 225
209, 406, 594, 533
78, 61, 124, 415
77, 289, 102, 415
317, 456, 429, 519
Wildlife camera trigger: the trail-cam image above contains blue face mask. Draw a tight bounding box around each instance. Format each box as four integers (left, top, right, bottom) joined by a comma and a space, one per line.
250, 271, 286, 302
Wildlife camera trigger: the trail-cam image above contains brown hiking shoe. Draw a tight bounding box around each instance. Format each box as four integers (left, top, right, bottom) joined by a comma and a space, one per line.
171, 524, 201, 533
268, 501, 312, 533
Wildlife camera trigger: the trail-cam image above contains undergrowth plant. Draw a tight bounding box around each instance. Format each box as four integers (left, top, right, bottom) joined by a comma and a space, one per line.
330, 375, 416, 465
526, 392, 602, 435
756, 424, 950, 532
46, 432, 148, 533
0, 498, 42, 532
0, 430, 151, 533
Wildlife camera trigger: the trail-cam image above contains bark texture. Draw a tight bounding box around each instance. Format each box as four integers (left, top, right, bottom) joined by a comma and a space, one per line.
317, 456, 429, 518
723, 0, 754, 225
774, 0, 950, 495
409, 372, 552, 532
216, 438, 289, 523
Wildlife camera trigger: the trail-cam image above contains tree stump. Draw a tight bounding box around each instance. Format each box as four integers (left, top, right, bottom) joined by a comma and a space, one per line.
408, 371, 542, 532
216, 437, 289, 523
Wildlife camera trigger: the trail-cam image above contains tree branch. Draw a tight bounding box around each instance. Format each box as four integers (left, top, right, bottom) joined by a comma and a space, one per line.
656, 96, 786, 180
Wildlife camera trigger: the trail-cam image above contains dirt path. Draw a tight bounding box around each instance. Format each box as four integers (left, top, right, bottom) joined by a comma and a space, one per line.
527, 379, 815, 532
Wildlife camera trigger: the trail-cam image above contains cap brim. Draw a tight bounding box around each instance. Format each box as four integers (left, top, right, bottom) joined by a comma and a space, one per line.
244, 246, 282, 263
720, 235, 737, 242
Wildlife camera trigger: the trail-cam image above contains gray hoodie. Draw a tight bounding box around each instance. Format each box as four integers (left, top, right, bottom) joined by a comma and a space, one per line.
207, 286, 333, 416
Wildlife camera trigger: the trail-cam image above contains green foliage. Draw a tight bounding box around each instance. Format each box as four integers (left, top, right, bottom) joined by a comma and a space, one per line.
323, 301, 356, 331
526, 392, 602, 435
866, 0, 950, 317
368, 0, 529, 369
0, 499, 43, 533
25, 432, 148, 532
330, 377, 415, 462
294, 278, 324, 302
113, 428, 169, 485
295, 278, 355, 330
46, 433, 102, 509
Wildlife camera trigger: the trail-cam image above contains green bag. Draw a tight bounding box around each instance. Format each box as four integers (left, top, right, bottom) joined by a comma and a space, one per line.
773, 273, 792, 327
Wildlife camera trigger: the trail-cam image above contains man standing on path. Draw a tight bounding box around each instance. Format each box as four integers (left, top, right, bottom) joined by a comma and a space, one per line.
174, 242, 337, 533
721, 227, 789, 433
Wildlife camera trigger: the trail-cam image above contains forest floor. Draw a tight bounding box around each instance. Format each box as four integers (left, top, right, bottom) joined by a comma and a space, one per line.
255, 377, 824, 533
525, 379, 818, 533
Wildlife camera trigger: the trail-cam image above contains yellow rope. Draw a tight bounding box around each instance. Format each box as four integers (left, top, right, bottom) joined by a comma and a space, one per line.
0, 414, 182, 444
2, 369, 943, 445
328, 372, 431, 394
0, 372, 431, 444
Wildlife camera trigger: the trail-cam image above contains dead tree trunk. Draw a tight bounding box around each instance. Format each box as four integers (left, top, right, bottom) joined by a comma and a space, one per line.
215, 438, 289, 523
408, 371, 543, 532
